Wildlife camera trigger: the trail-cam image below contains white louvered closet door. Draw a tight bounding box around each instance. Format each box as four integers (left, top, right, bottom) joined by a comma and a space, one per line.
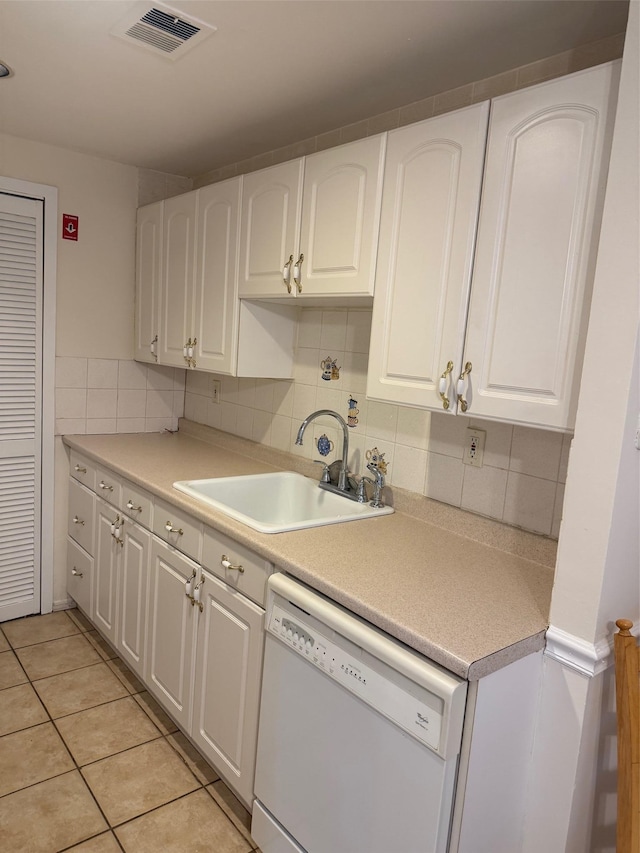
0, 193, 43, 621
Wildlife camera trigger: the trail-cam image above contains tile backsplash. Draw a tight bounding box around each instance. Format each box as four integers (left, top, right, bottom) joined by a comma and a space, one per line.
56, 358, 185, 435
184, 307, 570, 538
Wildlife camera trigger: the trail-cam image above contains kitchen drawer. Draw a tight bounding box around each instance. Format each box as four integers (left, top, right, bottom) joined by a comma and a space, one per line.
95, 466, 122, 507
153, 497, 202, 561
121, 478, 154, 530
67, 536, 93, 616
69, 451, 96, 491
203, 526, 272, 607
68, 478, 95, 554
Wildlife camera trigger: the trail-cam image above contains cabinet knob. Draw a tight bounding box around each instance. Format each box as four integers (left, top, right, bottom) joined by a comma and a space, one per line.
221, 555, 244, 574
456, 362, 472, 413
283, 254, 294, 293
438, 361, 454, 410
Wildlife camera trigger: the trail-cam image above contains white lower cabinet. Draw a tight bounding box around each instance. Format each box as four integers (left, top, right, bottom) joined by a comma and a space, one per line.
94, 497, 121, 646
117, 520, 150, 679
67, 454, 269, 810
145, 538, 198, 732
191, 569, 264, 807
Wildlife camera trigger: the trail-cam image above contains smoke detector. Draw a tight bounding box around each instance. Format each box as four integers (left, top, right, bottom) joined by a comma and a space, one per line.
111, 3, 216, 60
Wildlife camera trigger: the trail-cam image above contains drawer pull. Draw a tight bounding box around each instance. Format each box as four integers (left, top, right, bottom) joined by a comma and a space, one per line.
126, 500, 142, 513
192, 574, 205, 612
72, 515, 85, 526
185, 568, 197, 600
221, 555, 244, 574
71, 566, 84, 578
99, 481, 114, 492
165, 521, 183, 536
74, 464, 87, 474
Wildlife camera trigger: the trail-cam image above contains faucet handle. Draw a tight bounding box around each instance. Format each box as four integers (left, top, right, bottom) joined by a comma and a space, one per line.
314, 460, 331, 483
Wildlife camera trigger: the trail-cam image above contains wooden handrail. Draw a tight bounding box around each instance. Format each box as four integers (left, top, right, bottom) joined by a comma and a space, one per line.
615, 618, 640, 853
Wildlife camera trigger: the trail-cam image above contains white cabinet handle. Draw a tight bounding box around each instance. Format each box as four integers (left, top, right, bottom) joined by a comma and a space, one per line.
72, 515, 85, 526
74, 464, 87, 474
98, 480, 114, 492
456, 361, 472, 413
126, 500, 142, 513
438, 361, 454, 411
150, 334, 158, 360
192, 574, 205, 612
71, 566, 84, 578
293, 253, 304, 293
165, 520, 183, 536
283, 254, 294, 293
221, 555, 244, 574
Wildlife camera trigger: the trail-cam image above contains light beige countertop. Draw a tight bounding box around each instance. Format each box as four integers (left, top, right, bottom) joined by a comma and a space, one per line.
63, 420, 556, 681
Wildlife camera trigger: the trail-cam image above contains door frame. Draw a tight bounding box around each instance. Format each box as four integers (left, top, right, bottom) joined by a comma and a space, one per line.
1, 176, 57, 614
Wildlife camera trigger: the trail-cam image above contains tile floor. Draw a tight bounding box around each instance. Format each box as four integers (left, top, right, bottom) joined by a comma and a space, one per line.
0, 609, 260, 852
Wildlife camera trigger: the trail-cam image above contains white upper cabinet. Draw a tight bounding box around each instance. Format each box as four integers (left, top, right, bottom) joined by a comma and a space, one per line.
367, 103, 489, 409
461, 62, 618, 430
238, 135, 386, 299
368, 62, 618, 431
134, 201, 163, 364
237, 159, 304, 298
158, 180, 242, 375
192, 180, 242, 374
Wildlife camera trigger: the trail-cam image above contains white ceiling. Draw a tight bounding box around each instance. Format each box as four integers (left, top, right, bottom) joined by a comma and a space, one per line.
0, 0, 629, 178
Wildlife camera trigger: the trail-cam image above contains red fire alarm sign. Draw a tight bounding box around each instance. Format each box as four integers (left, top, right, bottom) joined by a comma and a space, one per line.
62, 214, 79, 241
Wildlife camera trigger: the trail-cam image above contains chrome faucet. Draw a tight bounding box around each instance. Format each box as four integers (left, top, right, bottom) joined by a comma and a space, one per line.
295, 409, 351, 493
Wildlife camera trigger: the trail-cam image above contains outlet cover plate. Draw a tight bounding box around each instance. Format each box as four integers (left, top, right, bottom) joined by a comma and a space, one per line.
463, 427, 486, 468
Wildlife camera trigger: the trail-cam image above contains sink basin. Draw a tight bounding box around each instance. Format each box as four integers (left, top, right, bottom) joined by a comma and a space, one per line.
173, 471, 393, 533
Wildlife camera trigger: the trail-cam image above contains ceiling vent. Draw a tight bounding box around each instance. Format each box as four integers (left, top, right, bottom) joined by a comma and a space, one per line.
111, 3, 216, 60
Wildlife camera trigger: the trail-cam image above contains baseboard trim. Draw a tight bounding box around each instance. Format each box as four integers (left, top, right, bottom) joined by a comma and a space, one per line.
52, 597, 75, 612
545, 625, 613, 677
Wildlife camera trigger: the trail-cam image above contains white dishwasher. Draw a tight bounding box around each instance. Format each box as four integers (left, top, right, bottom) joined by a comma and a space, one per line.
252, 573, 468, 853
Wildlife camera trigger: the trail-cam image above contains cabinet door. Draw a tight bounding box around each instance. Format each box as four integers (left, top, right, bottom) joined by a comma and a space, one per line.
299, 135, 385, 297
146, 539, 198, 730
135, 201, 163, 364
238, 159, 304, 297
117, 519, 150, 679
193, 178, 241, 374
159, 191, 197, 367
462, 63, 618, 429
367, 103, 489, 409
191, 570, 264, 808
94, 498, 120, 644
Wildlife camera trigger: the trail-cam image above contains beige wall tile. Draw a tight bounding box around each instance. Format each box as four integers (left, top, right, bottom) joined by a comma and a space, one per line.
399, 96, 435, 127
503, 472, 556, 535
473, 69, 519, 101
367, 109, 400, 134
434, 84, 474, 115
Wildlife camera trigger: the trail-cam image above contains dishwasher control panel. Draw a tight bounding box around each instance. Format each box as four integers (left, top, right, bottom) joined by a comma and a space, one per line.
269, 603, 444, 753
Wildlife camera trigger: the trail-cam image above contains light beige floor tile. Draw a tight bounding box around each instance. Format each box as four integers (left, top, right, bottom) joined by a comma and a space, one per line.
133, 690, 179, 735
67, 608, 94, 632
57, 696, 162, 765
208, 780, 254, 843
106, 656, 145, 694
0, 649, 28, 689
0, 721, 75, 796
16, 633, 101, 680
66, 832, 122, 852
0, 628, 9, 652
82, 738, 200, 826
166, 730, 219, 784
66, 832, 123, 852
0, 770, 107, 852
86, 630, 119, 660
115, 789, 252, 853
0, 682, 49, 736
3, 610, 80, 649
33, 661, 129, 718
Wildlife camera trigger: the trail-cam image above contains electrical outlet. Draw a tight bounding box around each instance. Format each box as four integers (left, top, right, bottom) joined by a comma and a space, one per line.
211, 379, 221, 404
463, 427, 486, 468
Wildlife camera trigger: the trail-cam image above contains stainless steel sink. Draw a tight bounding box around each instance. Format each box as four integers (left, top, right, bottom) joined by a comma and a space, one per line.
173, 471, 393, 533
